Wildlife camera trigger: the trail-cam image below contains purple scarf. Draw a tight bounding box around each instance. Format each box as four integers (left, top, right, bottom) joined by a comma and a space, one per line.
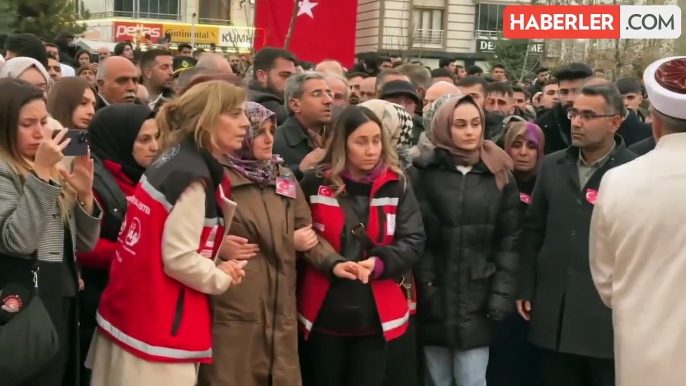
223, 102, 283, 187
341, 164, 386, 184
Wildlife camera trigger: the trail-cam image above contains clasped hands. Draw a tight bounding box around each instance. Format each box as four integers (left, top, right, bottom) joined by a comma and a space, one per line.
294, 224, 377, 283
217, 226, 379, 284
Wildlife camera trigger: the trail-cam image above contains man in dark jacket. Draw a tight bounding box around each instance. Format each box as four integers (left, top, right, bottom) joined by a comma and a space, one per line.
273, 72, 333, 181
518, 84, 637, 386
528, 67, 550, 95
628, 136, 656, 155
248, 47, 297, 125
536, 63, 593, 154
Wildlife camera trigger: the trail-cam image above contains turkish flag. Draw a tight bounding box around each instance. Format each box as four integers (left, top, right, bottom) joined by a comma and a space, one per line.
253, 0, 357, 68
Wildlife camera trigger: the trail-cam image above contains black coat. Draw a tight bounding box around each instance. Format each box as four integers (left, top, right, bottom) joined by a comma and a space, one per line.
408, 149, 521, 350
248, 81, 288, 125
628, 136, 656, 156
519, 136, 636, 359
617, 111, 652, 146
535, 104, 571, 155
273, 117, 317, 181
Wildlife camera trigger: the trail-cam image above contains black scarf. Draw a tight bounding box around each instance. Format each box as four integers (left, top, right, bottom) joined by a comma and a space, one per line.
88, 104, 155, 183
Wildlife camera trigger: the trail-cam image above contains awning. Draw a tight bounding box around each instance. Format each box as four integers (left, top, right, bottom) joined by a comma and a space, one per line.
75, 39, 119, 52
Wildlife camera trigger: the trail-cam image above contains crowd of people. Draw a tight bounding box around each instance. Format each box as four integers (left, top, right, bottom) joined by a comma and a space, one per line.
0, 29, 684, 386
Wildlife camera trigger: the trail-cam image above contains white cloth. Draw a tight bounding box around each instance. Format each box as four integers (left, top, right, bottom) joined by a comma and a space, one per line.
60, 63, 75, 77
589, 132, 686, 386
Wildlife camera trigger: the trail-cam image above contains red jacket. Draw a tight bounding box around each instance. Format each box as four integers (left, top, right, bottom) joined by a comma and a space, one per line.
298, 169, 414, 341
96, 169, 230, 363
77, 160, 137, 270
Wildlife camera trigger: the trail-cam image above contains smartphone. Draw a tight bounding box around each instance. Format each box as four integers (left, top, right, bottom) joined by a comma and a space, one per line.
90, 53, 100, 63
53, 130, 89, 156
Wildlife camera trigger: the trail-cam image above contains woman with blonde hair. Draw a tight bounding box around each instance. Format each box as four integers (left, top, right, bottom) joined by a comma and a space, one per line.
0, 78, 101, 384
88, 81, 251, 386
299, 105, 425, 386
47, 76, 97, 130
486, 121, 544, 386
197, 102, 364, 386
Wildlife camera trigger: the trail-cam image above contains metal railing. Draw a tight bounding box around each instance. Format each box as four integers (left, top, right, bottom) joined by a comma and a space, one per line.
198, 18, 233, 25
413, 28, 444, 45
474, 30, 501, 39
89, 11, 182, 21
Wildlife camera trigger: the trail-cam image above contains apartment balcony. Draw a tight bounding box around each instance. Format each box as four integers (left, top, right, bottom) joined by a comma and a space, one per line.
89, 11, 182, 21
474, 30, 500, 39
412, 28, 444, 47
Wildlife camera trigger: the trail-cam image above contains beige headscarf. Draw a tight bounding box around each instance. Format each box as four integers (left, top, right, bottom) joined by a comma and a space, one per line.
0, 57, 52, 95
430, 95, 513, 190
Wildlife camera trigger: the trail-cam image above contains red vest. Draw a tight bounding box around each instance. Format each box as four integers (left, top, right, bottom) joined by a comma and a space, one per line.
298, 169, 413, 341
96, 174, 231, 363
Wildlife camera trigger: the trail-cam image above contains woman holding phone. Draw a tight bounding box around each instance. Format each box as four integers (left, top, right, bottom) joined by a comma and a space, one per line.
0, 78, 101, 384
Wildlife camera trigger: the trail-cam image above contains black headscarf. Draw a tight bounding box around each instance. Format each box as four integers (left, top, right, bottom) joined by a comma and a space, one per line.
88, 104, 155, 183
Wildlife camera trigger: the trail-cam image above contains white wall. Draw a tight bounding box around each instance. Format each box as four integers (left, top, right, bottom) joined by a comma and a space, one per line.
83, 0, 110, 14
445, 0, 475, 53
381, 0, 411, 52
357, 0, 381, 53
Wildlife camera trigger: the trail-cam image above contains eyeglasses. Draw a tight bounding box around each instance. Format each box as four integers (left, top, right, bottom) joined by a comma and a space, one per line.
567, 110, 618, 121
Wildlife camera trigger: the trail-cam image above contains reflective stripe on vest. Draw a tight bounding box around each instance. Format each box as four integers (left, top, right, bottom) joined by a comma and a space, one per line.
142, 175, 223, 227
96, 312, 212, 359
297, 309, 410, 335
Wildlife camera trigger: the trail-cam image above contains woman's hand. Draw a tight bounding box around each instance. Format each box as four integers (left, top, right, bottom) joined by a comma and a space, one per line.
218, 260, 248, 284
333, 261, 370, 284
219, 235, 259, 260
33, 127, 69, 179
59, 150, 94, 198
357, 257, 377, 277
294, 225, 318, 252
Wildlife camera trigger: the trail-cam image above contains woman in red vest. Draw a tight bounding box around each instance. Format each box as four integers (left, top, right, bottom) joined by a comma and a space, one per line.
87, 81, 250, 385
298, 105, 426, 386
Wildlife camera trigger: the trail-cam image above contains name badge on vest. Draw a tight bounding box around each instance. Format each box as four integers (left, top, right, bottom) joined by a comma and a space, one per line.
586, 189, 598, 205
520, 193, 532, 204
276, 177, 296, 198
386, 214, 396, 236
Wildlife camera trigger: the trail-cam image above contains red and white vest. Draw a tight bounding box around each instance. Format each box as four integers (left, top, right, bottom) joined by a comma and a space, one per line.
96, 142, 230, 363
298, 169, 415, 341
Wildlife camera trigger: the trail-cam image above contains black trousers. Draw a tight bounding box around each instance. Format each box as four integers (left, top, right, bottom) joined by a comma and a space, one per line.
539, 348, 614, 386
487, 312, 541, 386
307, 331, 387, 386
383, 315, 419, 386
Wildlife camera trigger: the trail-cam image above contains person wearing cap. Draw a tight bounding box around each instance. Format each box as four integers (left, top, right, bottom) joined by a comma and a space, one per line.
171, 55, 197, 92
589, 56, 686, 386
379, 80, 420, 116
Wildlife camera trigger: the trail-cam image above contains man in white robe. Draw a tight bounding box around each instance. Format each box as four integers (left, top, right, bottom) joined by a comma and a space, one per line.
590, 56, 686, 386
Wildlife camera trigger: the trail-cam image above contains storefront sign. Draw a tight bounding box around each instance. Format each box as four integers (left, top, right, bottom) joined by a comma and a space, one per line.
113, 21, 163, 42
476, 39, 545, 55
162, 24, 219, 45
217, 26, 255, 50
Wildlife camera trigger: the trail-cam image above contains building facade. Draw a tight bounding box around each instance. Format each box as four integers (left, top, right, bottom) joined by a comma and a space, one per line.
80, 0, 256, 51
357, 0, 519, 68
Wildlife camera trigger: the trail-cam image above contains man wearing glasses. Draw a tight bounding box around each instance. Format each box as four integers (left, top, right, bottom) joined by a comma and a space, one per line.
518, 84, 636, 386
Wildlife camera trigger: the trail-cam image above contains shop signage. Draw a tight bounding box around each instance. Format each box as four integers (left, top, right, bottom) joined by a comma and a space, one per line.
476, 39, 545, 54
113, 22, 163, 42
217, 26, 255, 50
162, 24, 219, 45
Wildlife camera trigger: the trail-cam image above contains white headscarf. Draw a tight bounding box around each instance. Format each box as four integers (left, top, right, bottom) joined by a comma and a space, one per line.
0, 57, 52, 95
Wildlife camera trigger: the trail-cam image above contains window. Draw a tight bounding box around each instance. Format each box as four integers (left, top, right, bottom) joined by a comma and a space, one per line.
113, 0, 180, 19
412, 8, 444, 44
199, 0, 231, 22
475, 4, 505, 35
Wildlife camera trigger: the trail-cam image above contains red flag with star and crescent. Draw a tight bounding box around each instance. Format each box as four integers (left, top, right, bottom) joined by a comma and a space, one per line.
253, 0, 358, 68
